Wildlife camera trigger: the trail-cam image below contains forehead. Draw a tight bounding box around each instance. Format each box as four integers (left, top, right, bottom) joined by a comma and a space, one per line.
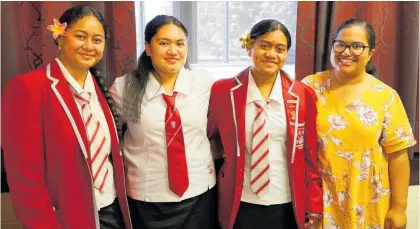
154, 24, 186, 40
67, 15, 104, 35
256, 30, 287, 45
335, 25, 368, 43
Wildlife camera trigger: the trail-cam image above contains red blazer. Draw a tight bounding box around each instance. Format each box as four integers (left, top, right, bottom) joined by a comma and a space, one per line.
207, 68, 322, 229
1, 59, 132, 229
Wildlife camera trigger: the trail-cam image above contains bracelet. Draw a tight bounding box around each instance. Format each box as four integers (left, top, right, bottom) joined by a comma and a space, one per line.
307, 213, 322, 219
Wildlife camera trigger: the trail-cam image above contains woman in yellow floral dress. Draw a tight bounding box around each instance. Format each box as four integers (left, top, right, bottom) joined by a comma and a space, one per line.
302, 19, 416, 229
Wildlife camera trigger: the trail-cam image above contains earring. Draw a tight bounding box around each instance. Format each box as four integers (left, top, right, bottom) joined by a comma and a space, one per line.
58, 46, 62, 50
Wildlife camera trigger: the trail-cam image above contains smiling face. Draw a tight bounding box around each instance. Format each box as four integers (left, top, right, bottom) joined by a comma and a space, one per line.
330, 25, 375, 77
145, 24, 188, 76
58, 14, 105, 71
248, 29, 288, 77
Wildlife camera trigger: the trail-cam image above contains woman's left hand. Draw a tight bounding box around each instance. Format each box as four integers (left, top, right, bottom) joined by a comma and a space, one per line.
384, 207, 407, 229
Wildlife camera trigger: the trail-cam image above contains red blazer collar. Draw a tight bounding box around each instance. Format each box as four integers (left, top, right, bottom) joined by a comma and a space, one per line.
232, 67, 300, 163
233, 67, 294, 93
234, 67, 250, 87
46, 59, 119, 161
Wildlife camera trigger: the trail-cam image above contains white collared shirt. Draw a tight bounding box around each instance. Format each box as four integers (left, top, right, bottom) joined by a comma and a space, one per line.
56, 58, 116, 209
110, 68, 216, 202
241, 70, 291, 205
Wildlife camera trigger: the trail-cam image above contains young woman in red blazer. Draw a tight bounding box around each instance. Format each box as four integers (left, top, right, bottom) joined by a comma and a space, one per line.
207, 19, 323, 229
1, 6, 132, 229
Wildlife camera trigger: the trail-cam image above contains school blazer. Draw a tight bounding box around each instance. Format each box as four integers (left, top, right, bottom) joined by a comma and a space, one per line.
1, 59, 133, 229
207, 67, 323, 229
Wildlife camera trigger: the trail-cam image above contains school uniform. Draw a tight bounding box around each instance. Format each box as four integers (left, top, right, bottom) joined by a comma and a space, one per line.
110, 68, 217, 229
1, 58, 132, 229
207, 67, 323, 229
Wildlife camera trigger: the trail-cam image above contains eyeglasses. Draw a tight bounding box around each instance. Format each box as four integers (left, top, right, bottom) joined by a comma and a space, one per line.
332, 40, 370, 56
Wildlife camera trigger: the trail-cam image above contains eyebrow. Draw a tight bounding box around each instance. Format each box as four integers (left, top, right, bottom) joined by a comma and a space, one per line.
335, 40, 365, 44
156, 37, 186, 42
259, 40, 287, 47
74, 30, 105, 38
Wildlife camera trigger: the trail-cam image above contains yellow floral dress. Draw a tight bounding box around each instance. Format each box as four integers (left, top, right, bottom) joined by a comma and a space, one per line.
302, 71, 417, 229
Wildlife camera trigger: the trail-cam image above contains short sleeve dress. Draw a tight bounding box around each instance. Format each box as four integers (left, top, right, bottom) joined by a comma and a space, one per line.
302, 71, 416, 229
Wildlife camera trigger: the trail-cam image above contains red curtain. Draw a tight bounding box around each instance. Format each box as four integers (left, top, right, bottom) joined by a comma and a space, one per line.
1, 1, 136, 90
295, 1, 419, 154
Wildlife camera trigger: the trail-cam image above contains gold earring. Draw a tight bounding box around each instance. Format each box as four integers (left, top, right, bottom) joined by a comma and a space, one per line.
58, 46, 61, 50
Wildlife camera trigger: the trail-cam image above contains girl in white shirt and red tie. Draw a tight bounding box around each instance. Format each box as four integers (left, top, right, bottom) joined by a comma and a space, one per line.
110, 15, 217, 229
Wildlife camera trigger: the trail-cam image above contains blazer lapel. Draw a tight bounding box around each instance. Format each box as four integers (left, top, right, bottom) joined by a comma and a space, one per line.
46, 59, 89, 159
281, 70, 300, 163
230, 68, 249, 158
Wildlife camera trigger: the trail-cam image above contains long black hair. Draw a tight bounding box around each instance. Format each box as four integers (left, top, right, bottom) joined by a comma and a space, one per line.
249, 19, 292, 50
58, 5, 122, 138
332, 18, 378, 77
122, 15, 189, 125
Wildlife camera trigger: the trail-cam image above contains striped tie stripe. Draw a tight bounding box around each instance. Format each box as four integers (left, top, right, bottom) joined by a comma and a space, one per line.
75, 92, 109, 192
250, 101, 270, 198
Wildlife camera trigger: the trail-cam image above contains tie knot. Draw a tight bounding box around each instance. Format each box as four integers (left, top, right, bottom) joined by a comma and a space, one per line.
162, 92, 177, 107
75, 92, 91, 105
254, 101, 266, 111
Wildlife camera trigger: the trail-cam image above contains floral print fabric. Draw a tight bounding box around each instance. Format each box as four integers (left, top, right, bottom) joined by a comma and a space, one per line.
302, 71, 416, 229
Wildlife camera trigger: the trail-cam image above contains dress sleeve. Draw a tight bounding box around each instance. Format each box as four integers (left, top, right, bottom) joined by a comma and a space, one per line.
380, 89, 417, 153
301, 75, 314, 88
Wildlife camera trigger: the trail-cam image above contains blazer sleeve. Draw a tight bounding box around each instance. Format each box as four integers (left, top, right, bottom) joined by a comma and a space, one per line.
304, 87, 323, 218
1, 76, 63, 229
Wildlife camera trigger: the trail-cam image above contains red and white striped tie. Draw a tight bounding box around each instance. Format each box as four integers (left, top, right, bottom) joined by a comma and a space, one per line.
75, 92, 109, 191
250, 101, 270, 197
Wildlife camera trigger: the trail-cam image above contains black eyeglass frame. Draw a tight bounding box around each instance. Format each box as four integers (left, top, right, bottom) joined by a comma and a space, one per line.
332, 40, 371, 56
